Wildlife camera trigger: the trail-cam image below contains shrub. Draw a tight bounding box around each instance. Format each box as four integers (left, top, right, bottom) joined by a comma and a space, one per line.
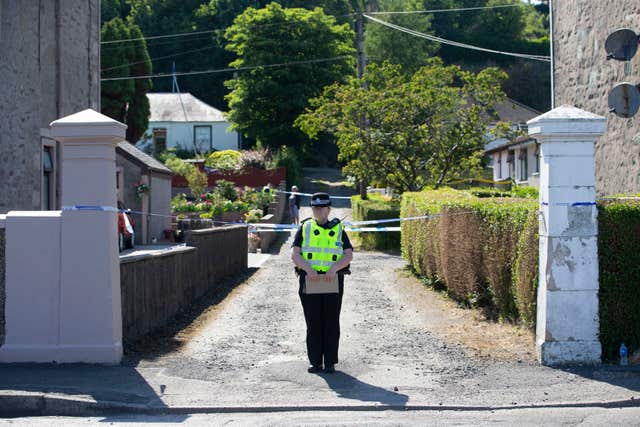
244, 209, 264, 223
401, 189, 537, 321
239, 148, 270, 169
165, 157, 207, 197
351, 193, 401, 251
269, 146, 302, 188
214, 179, 238, 201
598, 200, 640, 360
206, 150, 242, 171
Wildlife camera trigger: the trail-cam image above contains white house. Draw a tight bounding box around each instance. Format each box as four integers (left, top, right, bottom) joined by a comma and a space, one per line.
484, 99, 541, 187
137, 93, 239, 155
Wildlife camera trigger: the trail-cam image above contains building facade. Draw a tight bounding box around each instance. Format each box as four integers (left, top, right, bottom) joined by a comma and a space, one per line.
552, 0, 640, 195
0, 0, 100, 213
137, 93, 239, 156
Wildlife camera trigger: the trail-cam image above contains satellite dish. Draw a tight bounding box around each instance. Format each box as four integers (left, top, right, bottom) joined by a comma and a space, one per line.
608, 82, 640, 118
605, 28, 638, 61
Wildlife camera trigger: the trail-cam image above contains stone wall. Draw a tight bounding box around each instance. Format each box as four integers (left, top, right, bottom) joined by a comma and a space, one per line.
120, 225, 247, 343
259, 181, 288, 252
553, 0, 640, 195
0, 226, 5, 346
0, 0, 100, 213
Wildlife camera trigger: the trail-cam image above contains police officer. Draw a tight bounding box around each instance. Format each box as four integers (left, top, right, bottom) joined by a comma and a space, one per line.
291, 192, 353, 374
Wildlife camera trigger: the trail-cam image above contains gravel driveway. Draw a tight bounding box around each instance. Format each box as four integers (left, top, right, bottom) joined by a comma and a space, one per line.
125, 169, 640, 409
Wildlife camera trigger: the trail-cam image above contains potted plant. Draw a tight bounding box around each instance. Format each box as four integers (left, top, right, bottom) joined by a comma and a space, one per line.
248, 232, 262, 253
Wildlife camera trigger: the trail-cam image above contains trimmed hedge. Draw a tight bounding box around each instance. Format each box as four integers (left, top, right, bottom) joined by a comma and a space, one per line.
598, 200, 640, 360
351, 194, 401, 251
401, 189, 538, 323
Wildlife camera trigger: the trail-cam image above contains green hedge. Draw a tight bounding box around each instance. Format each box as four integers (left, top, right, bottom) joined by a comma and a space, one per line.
351, 194, 401, 251
598, 200, 640, 360
401, 189, 538, 323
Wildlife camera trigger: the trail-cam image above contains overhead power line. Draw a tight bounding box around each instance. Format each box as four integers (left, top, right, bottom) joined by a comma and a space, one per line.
369, 3, 522, 15
362, 14, 551, 62
101, 44, 220, 72
101, 13, 356, 45
100, 55, 354, 82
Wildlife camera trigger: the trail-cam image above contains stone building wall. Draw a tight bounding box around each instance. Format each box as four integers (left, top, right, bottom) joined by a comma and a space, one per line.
553, 0, 640, 195
0, 0, 100, 213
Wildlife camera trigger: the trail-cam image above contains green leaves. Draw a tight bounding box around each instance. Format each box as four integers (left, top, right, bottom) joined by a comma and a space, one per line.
296, 59, 506, 193
223, 3, 356, 149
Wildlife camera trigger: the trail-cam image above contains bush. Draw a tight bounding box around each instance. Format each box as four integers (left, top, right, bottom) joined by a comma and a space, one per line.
214, 179, 238, 201
165, 157, 207, 197
401, 189, 537, 321
269, 146, 302, 188
239, 148, 270, 169
351, 193, 400, 251
598, 200, 640, 361
206, 150, 242, 171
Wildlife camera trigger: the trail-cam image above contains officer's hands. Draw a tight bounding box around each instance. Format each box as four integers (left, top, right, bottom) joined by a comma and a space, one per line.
306, 269, 320, 281
325, 266, 338, 281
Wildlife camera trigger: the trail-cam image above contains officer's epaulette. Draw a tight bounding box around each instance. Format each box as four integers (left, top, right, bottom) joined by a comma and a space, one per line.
301, 217, 312, 224
327, 218, 341, 227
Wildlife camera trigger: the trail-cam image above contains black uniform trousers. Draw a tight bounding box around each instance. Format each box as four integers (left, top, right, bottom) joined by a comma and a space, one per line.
298, 274, 344, 367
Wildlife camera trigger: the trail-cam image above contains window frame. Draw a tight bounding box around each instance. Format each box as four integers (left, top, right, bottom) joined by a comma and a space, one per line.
193, 125, 213, 152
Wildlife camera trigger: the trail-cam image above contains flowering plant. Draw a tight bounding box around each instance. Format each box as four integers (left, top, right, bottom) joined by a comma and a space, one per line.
135, 183, 149, 199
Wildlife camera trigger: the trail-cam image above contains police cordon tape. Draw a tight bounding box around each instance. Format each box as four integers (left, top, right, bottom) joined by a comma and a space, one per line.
275, 189, 353, 199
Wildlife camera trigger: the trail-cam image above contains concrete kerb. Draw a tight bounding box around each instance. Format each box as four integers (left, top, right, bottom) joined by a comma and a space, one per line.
2, 392, 640, 418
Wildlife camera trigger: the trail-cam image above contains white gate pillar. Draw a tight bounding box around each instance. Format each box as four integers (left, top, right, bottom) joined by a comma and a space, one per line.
528, 105, 606, 365
0, 109, 125, 364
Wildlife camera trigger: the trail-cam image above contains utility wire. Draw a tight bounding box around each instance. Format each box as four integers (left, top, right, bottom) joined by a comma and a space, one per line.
101, 44, 220, 72
101, 14, 356, 45
100, 55, 354, 82
369, 3, 522, 15
363, 14, 550, 62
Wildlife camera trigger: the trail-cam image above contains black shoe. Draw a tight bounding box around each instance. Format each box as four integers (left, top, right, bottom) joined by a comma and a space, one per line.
324, 364, 335, 374
307, 364, 323, 373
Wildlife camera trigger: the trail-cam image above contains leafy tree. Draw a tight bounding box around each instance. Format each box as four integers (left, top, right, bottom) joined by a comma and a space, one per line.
101, 0, 130, 22
224, 2, 355, 149
364, 0, 439, 75
296, 59, 507, 192
100, 18, 152, 143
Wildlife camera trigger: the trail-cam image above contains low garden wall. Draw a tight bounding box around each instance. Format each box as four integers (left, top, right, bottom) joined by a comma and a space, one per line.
172, 165, 286, 197
258, 181, 287, 252
400, 188, 640, 361
120, 225, 247, 343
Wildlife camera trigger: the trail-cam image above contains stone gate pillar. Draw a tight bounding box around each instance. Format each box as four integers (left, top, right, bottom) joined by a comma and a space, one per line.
0, 109, 125, 364
527, 105, 606, 366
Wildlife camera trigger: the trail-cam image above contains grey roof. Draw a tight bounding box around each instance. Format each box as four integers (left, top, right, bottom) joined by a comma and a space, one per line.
116, 141, 173, 175
493, 98, 541, 123
148, 93, 227, 122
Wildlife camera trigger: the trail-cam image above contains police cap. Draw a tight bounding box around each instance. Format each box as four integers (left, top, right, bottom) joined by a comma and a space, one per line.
310, 192, 331, 207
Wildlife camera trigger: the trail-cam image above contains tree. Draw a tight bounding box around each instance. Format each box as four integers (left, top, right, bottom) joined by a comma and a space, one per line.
295, 59, 507, 193
100, 18, 152, 143
364, 0, 439, 75
224, 2, 355, 149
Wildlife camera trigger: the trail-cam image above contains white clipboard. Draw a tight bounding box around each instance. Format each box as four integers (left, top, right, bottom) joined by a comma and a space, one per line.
303, 275, 339, 294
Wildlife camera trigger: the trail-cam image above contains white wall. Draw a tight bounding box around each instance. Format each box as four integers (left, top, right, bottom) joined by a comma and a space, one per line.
141, 121, 238, 152
149, 174, 172, 241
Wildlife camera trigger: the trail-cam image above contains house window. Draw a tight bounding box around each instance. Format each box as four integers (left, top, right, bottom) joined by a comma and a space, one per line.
194, 125, 212, 152
496, 152, 502, 179
534, 143, 540, 173
152, 128, 167, 156
42, 146, 54, 210
519, 148, 528, 181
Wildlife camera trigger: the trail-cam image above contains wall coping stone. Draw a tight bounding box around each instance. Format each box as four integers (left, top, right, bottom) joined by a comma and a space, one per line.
188, 225, 247, 237
119, 244, 196, 264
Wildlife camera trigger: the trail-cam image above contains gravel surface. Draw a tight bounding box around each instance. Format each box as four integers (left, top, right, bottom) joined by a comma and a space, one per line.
120, 168, 640, 409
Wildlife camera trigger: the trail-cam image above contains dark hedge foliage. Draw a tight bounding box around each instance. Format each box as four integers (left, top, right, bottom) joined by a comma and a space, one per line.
598, 201, 640, 361
351, 194, 401, 251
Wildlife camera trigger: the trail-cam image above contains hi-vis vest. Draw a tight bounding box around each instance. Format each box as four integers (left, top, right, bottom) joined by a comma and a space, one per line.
301, 219, 344, 273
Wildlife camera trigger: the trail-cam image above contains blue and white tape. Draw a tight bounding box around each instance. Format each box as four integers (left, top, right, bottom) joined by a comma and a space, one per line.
62, 205, 119, 212
540, 201, 597, 207
276, 190, 353, 200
